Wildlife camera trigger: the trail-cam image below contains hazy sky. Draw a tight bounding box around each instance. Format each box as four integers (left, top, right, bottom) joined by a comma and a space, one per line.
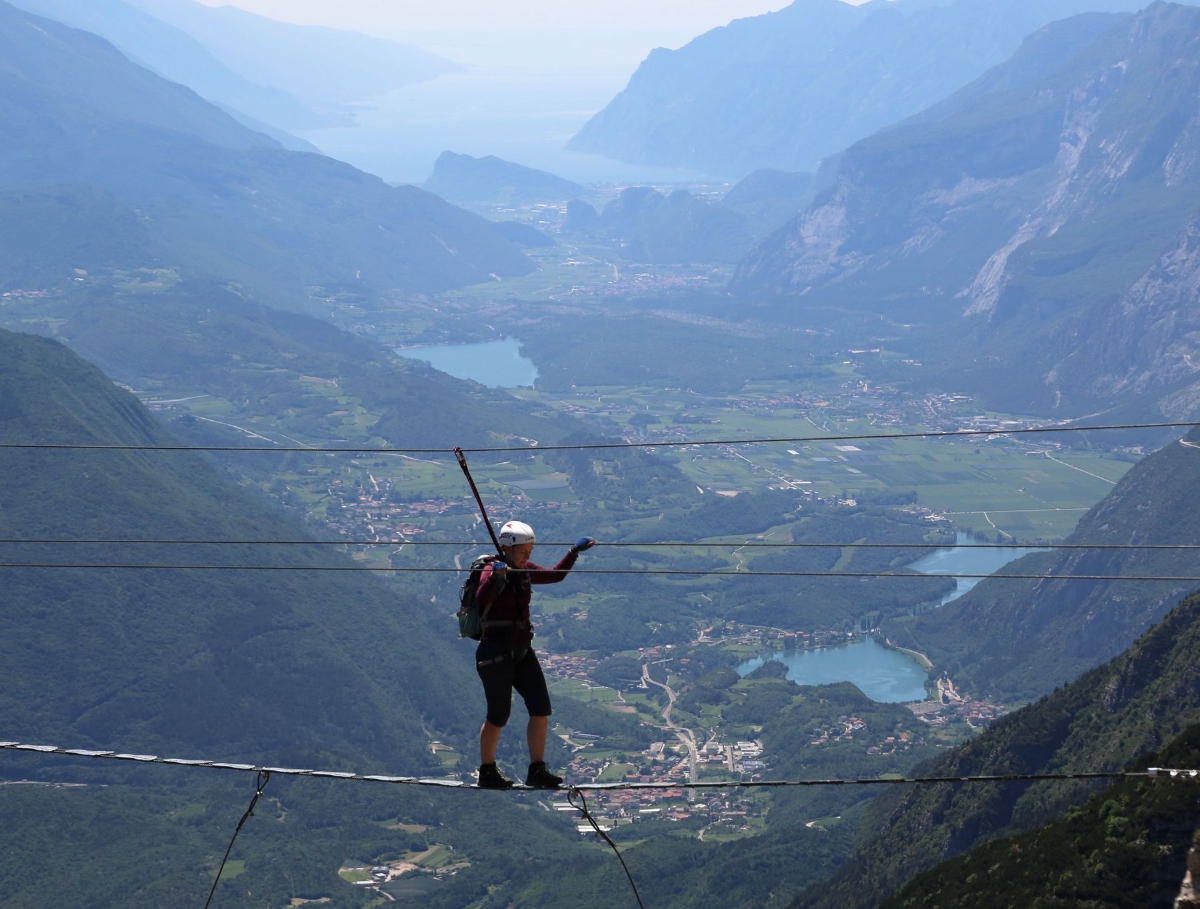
194, 0, 799, 33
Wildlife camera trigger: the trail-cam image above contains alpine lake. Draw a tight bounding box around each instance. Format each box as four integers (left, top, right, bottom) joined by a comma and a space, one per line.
395, 337, 539, 388
737, 534, 1051, 702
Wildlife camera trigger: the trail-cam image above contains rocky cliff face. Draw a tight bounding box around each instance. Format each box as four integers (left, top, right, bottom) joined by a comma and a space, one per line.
733, 3, 1200, 416
1074, 214, 1200, 405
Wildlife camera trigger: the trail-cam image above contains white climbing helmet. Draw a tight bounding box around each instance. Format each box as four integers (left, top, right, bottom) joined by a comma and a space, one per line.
498, 520, 536, 547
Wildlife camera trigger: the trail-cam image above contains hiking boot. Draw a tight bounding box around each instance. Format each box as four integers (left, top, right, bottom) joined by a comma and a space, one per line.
477, 763, 514, 790
525, 761, 563, 789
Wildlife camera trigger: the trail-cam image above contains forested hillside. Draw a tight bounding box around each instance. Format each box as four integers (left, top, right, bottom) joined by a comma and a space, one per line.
796, 588, 1200, 909
0, 328, 478, 766
0, 327, 606, 908
884, 725, 1200, 907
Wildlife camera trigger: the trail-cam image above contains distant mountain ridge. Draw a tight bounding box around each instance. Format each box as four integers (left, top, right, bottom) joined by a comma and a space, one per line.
732, 3, 1200, 418
423, 151, 584, 205
569, 0, 1157, 177
7, 0, 459, 135
0, 0, 531, 300
562, 171, 815, 264
5, 0, 324, 135
127, 0, 460, 109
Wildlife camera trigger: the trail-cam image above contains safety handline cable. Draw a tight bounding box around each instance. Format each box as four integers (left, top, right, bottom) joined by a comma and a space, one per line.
2, 564, 1199, 582
1, 418, 1197, 454
203, 769, 270, 909
3, 741, 1198, 789
569, 786, 646, 909
3, 538, 1200, 552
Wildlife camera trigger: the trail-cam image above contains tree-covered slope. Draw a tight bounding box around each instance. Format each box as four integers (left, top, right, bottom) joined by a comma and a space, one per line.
0, 1, 531, 300
0, 185, 164, 291
885, 426, 1200, 702
883, 725, 1200, 908
794, 587, 1200, 909
0, 328, 476, 768
568, 0, 1148, 177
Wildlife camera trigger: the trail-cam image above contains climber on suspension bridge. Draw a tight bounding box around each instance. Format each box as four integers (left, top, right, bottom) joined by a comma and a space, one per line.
472, 520, 594, 790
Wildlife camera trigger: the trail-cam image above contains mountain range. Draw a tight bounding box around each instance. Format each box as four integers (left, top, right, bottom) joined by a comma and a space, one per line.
127, 0, 458, 111
0, 0, 531, 303
6, 0, 456, 134
569, 0, 1162, 177
732, 3, 1200, 420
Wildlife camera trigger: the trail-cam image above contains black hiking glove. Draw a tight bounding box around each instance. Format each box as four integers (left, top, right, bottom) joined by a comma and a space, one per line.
572, 537, 595, 553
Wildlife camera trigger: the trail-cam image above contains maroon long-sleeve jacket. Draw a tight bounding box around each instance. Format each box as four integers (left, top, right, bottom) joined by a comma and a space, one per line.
475, 549, 579, 645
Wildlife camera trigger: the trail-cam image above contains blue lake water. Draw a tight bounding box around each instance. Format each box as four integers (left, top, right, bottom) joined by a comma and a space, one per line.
734, 535, 1055, 701
907, 532, 1051, 607
396, 338, 539, 388
737, 637, 929, 703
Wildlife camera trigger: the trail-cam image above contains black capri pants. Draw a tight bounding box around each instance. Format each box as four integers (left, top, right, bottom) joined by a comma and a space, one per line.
476, 640, 552, 727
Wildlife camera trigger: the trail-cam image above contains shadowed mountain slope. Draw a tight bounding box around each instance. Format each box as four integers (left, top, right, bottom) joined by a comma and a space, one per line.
0, 329, 477, 769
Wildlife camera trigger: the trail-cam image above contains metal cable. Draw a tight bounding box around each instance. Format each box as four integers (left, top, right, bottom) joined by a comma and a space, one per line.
4, 539, 1200, 552
203, 769, 270, 909
0, 564, 1198, 582
569, 786, 646, 909
3, 741, 1196, 789
1, 419, 1196, 455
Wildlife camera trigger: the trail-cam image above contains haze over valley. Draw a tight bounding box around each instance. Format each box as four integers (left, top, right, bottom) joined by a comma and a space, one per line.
3, 1, 1200, 908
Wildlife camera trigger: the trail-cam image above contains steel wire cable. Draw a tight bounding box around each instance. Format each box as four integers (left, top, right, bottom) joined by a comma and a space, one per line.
203, 770, 270, 909
3, 741, 1197, 789
1, 539, 1199, 552
0, 564, 1199, 582
569, 787, 646, 909
1, 419, 1197, 455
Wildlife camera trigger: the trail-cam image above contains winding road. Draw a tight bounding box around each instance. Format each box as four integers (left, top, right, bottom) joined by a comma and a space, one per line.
642, 663, 698, 800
